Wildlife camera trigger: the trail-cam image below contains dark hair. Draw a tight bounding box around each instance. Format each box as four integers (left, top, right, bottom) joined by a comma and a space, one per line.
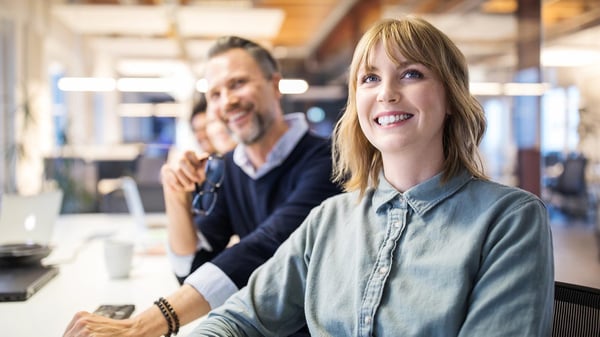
190, 92, 208, 124
207, 36, 280, 78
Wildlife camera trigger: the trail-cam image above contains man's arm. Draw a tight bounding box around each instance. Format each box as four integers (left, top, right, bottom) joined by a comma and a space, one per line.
162, 170, 197, 256
187, 206, 321, 337
203, 142, 341, 289
160, 151, 216, 282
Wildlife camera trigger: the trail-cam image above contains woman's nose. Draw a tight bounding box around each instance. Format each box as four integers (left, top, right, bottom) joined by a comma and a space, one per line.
377, 80, 400, 103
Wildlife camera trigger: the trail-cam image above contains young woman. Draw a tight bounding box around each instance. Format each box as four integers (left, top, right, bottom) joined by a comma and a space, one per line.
188, 16, 554, 337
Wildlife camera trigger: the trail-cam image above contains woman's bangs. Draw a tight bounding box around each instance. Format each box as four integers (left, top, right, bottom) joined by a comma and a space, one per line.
383, 25, 428, 68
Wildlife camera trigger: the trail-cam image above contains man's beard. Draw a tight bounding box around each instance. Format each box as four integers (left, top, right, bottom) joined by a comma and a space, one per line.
230, 103, 272, 145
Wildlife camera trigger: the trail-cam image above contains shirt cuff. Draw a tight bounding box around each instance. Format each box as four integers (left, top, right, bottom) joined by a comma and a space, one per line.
183, 262, 239, 310
166, 231, 213, 278
166, 244, 195, 277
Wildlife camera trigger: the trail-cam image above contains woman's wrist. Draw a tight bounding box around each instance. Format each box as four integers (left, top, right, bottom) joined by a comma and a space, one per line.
129, 306, 171, 337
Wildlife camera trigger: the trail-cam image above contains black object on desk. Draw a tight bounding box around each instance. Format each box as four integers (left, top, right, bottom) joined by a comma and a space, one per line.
0, 265, 59, 302
94, 304, 136, 319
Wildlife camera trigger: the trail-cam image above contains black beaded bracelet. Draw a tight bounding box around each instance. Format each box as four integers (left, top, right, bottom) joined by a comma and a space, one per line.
159, 297, 180, 335
154, 299, 174, 337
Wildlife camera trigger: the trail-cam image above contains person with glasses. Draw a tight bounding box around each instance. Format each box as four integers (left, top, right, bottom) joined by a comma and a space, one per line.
193, 92, 238, 156
164, 91, 237, 280
190, 93, 220, 154
186, 16, 554, 336
170, 93, 237, 162
63, 35, 342, 337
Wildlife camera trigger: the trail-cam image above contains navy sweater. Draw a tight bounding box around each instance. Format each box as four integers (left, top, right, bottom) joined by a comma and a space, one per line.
188, 131, 342, 287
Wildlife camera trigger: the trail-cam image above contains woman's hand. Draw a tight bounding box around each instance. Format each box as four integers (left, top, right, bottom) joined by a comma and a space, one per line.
63, 311, 140, 337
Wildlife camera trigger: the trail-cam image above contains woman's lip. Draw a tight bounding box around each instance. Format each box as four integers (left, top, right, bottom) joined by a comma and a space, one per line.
373, 111, 408, 119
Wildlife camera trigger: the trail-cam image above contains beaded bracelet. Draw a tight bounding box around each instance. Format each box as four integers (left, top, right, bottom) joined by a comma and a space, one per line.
159, 297, 180, 335
154, 299, 174, 337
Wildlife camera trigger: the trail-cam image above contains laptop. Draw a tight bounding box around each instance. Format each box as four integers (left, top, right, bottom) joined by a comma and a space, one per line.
0, 190, 64, 245
0, 190, 63, 302
0, 264, 59, 301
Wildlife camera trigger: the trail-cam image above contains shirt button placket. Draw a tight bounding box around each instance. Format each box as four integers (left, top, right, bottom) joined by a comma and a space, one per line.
359, 204, 404, 337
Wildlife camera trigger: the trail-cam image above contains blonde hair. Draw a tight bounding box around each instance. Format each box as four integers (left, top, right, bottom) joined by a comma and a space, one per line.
332, 16, 487, 197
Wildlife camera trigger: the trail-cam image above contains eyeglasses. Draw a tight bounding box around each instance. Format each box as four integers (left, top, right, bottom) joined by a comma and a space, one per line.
192, 154, 225, 216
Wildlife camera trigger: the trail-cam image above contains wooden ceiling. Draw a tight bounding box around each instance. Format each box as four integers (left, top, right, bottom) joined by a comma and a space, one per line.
57, 0, 600, 83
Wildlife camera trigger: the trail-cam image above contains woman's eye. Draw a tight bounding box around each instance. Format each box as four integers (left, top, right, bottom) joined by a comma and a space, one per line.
361, 74, 379, 83
402, 69, 424, 79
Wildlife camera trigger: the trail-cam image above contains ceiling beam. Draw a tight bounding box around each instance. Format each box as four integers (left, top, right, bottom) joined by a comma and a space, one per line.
306, 0, 381, 85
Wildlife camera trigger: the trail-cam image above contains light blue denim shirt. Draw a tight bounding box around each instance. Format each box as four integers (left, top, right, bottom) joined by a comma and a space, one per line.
189, 170, 554, 337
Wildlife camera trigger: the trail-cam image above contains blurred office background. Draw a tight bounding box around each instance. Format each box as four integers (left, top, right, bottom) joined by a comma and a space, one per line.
1, 0, 599, 283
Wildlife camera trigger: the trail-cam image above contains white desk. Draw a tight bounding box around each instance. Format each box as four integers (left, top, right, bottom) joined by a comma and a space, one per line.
0, 213, 201, 336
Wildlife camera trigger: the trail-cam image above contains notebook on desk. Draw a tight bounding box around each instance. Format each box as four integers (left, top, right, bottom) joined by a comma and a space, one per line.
0, 190, 64, 245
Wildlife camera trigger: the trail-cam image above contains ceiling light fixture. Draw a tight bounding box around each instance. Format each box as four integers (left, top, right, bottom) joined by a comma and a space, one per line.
58, 77, 310, 96
469, 82, 503, 96
278, 79, 309, 94
195, 78, 309, 95
470, 82, 550, 96
503, 82, 550, 96
57, 77, 115, 92
541, 48, 600, 67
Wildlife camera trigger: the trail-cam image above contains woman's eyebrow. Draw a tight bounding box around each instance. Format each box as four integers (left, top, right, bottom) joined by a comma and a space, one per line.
395, 60, 419, 68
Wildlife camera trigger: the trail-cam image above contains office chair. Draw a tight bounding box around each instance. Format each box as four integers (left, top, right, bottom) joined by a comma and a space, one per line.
553, 281, 600, 337
556, 155, 587, 196
546, 154, 592, 219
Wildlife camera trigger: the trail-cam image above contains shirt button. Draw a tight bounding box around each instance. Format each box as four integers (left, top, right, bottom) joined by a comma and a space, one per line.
379, 267, 388, 275
364, 316, 371, 324
391, 221, 400, 227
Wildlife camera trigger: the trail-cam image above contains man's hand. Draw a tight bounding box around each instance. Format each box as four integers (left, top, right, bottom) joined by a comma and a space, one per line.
161, 151, 210, 256
161, 151, 210, 193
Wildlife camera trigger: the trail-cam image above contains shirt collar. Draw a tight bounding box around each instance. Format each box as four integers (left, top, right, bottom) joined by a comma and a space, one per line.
372, 169, 473, 215
233, 112, 309, 179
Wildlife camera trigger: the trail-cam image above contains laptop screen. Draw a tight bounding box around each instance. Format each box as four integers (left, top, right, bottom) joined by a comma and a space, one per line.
0, 190, 63, 245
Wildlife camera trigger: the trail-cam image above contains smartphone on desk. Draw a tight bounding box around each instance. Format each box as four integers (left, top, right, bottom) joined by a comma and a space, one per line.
93, 304, 135, 320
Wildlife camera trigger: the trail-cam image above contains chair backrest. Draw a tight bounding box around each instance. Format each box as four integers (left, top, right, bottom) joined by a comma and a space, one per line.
556, 156, 587, 195
553, 281, 600, 337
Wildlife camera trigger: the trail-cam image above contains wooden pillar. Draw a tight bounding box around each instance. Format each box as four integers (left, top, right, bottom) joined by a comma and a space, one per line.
514, 0, 542, 196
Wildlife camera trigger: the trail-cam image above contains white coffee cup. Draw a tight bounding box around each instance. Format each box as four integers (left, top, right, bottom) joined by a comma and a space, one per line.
103, 239, 134, 279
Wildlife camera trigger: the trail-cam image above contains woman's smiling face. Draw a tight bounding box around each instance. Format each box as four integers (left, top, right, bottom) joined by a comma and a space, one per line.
355, 42, 448, 158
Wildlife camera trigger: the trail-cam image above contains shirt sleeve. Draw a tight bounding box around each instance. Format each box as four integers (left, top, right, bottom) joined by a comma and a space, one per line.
166, 245, 195, 278
187, 212, 314, 337
167, 230, 214, 281
183, 262, 239, 310
458, 196, 554, 337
